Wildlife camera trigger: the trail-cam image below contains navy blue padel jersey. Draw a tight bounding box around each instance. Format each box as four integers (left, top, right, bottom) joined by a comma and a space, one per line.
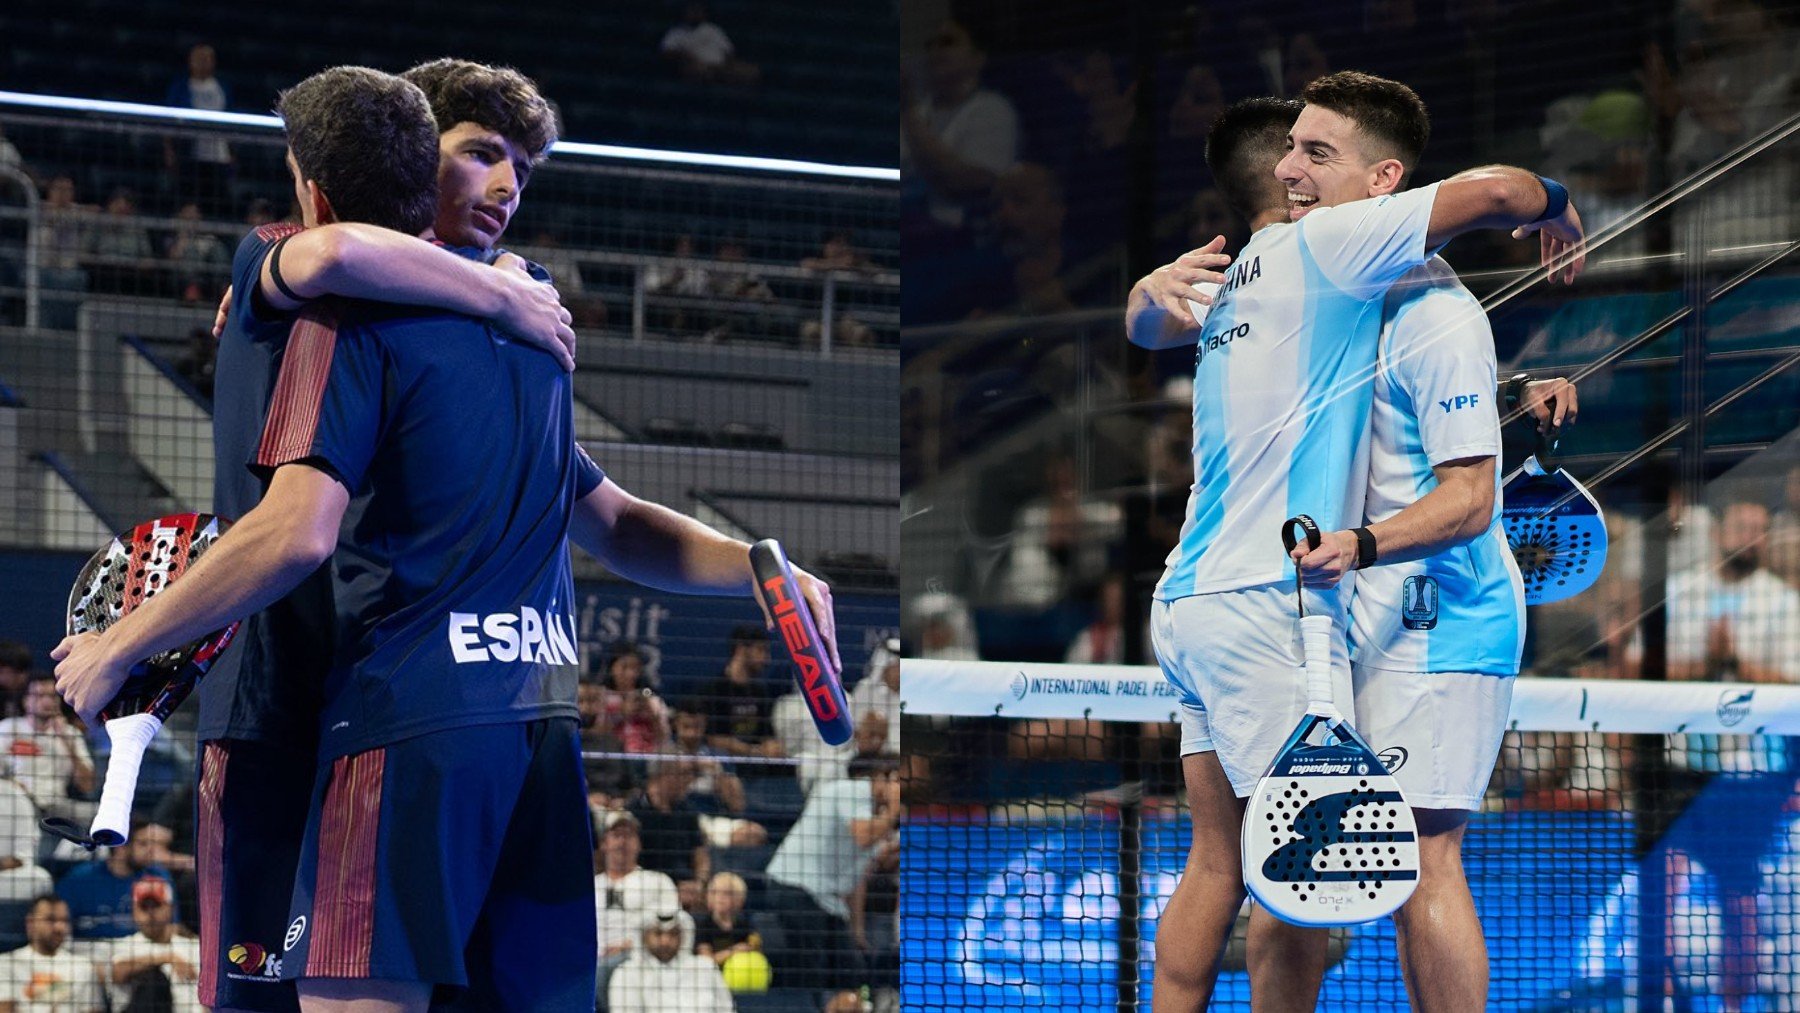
254, 296, 603, 761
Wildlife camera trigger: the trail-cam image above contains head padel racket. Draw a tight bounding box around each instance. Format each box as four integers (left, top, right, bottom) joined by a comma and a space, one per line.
1501, 427, 1608, 605
49, 512, 239, 849
749, 538, 852, 746
1242, 516, 1420, 927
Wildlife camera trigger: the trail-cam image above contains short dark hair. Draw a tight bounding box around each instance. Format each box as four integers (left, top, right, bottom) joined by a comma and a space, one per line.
401, 58, 559, 167
0, 640, 31, 672
730, 624, 766, 650
276, 67, 439, 234
1206, 97, 1303, 222
1298, 71, 1430, 174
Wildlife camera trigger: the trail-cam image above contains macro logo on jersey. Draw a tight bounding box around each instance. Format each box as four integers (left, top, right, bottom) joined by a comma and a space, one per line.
1717, 689, 1754, 728
1400, 575, 1439, 631
448, 607, 580, 665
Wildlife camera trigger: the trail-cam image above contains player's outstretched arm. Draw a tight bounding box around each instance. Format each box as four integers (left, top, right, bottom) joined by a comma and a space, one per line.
258, 224, 577, 369
1293, 456, 1495, 588
1125, 236, 1232, 348
1426, 168, 1584, 283
50, 465, 347, 725
569, 479, 839, 667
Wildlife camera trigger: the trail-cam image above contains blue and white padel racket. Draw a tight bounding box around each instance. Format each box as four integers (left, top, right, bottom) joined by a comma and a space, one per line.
1501, 427, 1608, 606
1241, 516, 1419, 927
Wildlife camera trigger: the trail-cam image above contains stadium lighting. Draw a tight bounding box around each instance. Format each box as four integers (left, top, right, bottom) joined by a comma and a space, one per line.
0, 90, 900, 182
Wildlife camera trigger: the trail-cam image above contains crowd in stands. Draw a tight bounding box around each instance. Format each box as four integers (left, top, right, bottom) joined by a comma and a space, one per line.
0, 39, 897, 351
902, 2, 1798, 330
0, 622, 901, 1011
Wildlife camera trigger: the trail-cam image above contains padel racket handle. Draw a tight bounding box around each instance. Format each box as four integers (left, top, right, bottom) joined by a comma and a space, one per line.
1300, 614, 1338, 718
1533, 425, 1561, 473
42, 712, 163, 850
89, 713, 162, 846
749, 539, 853, 746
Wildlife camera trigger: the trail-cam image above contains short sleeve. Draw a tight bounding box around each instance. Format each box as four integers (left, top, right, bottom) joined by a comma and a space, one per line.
1386, 279, 1501, 466
228, 223, 303, 335
251, 304, 383, 490
1298, 182, 1440, 297
574, 444, 607, 499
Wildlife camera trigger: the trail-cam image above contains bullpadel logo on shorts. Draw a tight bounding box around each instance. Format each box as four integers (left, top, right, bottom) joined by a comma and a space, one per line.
284, 916, 307, 952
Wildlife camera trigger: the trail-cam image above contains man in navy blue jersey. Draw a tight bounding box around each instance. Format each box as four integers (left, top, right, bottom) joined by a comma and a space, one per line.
54, 64, 835, 1013
193, 63, 573, 1013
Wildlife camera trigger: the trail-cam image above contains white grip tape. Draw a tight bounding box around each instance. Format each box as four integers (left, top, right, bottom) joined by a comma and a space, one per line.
89, 712, 164, 847
1300, 614, 1338, 717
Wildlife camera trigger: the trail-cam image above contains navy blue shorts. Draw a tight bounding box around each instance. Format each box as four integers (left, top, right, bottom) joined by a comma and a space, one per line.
198, 738, 313, 1013
280, 718, 596, 1011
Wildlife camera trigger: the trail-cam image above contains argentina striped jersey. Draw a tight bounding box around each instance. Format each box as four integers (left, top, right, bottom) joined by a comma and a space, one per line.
1155, 182, 1441, 604
1348, 257, 1525, 675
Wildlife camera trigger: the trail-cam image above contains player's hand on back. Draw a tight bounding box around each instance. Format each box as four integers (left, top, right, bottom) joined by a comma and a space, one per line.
49, 631, 130, 727
213, 285, 233, 338
1292, 530, 1360, 589
1513, 200, 1585, 285
491, 255, 577, 372
1141, 235, 1233, 329
1522, 377, 1579, 434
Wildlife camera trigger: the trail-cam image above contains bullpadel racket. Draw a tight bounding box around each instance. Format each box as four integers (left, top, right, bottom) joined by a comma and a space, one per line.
1501, 427, 1608, 605
1242, 516, 1419, 927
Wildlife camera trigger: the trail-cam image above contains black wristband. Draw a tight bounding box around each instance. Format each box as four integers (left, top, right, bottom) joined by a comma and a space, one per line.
267, 234, 302, 303
1501, 373, 1531, 411
1351, 527, 1378, 569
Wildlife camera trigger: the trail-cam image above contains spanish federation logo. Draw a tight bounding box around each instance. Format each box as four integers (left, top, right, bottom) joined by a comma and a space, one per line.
1717, 689, 1754, 728
284, 916, 307, 952
228, 942, 266, 974
1010, 671, 1028, 701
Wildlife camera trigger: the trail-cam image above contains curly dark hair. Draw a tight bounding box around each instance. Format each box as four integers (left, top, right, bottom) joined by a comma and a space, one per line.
276, 66, 439, 234
1298, 71, 1430, 176
401, 58, 560, 166
1205, 97, 1304, 223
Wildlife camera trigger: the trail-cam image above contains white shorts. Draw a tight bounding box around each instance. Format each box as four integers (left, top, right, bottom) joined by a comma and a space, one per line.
1151, 583, 1353, 798
1350, 663, 1515, 811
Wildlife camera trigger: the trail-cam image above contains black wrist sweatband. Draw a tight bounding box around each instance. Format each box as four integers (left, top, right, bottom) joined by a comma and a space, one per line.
1502, 373, 1531, 411
1351, 527, 1378, 569
267, 234, 303, 303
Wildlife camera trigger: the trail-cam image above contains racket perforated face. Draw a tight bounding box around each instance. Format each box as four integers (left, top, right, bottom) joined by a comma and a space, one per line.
1243, 719, 1420, 926
1501, 467, 1608, 605
67, 513, 239, 722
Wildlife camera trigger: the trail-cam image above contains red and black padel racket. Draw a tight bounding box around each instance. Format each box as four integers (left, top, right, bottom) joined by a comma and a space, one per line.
48, 512, 239, 849
749, 539, 852, 746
